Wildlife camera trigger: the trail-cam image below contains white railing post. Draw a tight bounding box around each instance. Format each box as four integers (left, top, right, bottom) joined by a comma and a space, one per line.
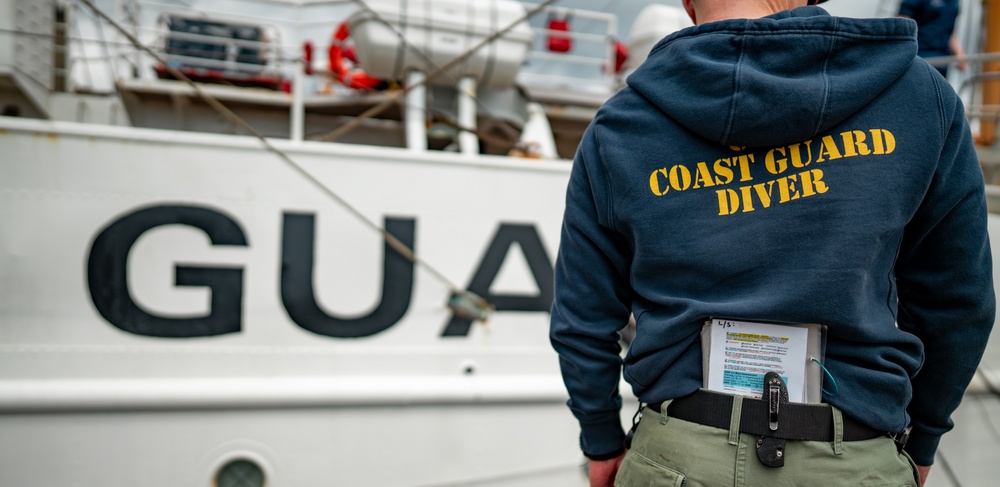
406, 70, 427, 151
457, 75, 479, 155
291, 59, 305, 142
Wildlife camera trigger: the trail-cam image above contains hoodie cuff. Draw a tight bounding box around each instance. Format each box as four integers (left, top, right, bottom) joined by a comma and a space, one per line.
902, 429, 941, 467
580, 416, 626, 460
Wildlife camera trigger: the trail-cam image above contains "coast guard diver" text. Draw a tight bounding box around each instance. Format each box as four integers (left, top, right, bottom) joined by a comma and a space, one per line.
647, 129, 896, 216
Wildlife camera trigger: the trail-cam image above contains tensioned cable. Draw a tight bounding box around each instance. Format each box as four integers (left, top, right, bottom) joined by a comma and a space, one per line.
319, 0, 560, 142
349, 0, 508, 127
72, 4, 97, 88
935, 451, 965, 487
88, 6, 119, 81
319, 0, 532, 147
0, 26, 526, 151
0, 26, 154, 48
4, 0, 558, 144
76, 0, 559, 318
973, 394, 1000, 445
74, 2, 427, 276
976, 366, 1000, 399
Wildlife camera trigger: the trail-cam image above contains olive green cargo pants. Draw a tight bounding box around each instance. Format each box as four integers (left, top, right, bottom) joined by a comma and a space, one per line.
615, 401, 920, 487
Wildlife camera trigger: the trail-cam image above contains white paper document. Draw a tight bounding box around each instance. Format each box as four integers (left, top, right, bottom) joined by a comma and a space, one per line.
704, 318, 816, 403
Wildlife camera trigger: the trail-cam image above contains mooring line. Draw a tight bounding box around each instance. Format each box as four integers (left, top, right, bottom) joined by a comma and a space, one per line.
75, 0, 560, 319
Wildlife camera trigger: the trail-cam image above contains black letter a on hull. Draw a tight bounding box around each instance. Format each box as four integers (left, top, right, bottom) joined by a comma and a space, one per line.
442, 224, 554, 337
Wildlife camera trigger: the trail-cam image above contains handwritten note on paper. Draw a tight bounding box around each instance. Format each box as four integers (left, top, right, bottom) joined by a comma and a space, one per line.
706, 318, 810, 402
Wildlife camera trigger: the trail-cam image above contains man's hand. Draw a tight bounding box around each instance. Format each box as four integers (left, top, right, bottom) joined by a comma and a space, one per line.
949, 35, 967, 71
589, 452, 626, 487
916, 465, 931, 486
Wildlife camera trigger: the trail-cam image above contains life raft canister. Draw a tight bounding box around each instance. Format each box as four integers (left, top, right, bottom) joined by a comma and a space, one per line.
328, 21, 389, 90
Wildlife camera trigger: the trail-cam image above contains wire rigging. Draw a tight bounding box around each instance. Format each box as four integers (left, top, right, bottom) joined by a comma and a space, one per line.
75, 0, 560, 320
319, 0, 561, 142
72, 3, 98, 89
935, 451, 966, 487
350, 0, 499, 120
973, 394, 1000, 446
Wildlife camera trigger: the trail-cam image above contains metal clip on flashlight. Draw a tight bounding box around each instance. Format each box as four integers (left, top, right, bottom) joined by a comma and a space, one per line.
757, 372, 789, 468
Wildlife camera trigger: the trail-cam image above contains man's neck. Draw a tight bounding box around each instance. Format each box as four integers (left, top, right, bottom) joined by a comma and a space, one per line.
689, 0, 807, 25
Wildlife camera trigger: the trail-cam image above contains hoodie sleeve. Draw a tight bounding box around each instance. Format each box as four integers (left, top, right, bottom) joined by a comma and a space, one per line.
894, 80, 996, 466
550, 125, 633, 460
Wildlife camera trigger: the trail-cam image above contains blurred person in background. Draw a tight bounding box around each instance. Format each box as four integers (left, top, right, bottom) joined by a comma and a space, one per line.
899, 0, 967, 76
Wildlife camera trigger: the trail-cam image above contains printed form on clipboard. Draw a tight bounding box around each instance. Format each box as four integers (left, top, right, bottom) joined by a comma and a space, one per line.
702, 318, 827, 404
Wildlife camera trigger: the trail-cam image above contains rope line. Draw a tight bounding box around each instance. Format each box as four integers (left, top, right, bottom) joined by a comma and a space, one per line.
74, 0, 518, 316
348, 0, 523, 142
319, 0, 560, 142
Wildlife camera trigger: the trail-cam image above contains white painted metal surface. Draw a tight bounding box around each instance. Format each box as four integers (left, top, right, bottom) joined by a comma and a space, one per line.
406, 69, 428, 151
457, 75, 478, 155
348, 0, 532, 89
624, 4, 691, 73
0, 116, 623, 486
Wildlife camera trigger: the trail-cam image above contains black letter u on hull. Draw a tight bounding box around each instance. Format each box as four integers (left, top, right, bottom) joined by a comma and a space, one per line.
280, 213, 416, 338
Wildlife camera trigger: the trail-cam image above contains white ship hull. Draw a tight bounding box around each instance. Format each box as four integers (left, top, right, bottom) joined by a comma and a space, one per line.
0, 116, 614, 486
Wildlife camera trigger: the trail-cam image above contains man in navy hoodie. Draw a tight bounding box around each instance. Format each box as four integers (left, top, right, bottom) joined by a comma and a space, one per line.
549, 0, 995, 486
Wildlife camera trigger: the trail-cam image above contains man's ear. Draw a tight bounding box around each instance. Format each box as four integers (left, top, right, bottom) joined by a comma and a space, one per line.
682, 0, 697, 25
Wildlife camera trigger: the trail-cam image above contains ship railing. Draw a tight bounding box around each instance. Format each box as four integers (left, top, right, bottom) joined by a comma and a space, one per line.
63, 0, 620, 148
924, 50, 1000, 212
95, 0, 621, 95
121, 1, 293, 88
519, 4, 621, 96
152, 27, 280, 73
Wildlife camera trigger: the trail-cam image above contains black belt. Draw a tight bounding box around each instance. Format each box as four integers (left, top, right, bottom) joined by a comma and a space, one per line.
648, 390, 886, 442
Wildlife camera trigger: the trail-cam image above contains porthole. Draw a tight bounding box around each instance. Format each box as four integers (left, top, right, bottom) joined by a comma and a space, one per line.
215, 458, 266, 487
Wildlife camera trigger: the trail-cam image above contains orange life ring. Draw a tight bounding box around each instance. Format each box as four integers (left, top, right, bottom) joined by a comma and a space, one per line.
328, 21, 388, 90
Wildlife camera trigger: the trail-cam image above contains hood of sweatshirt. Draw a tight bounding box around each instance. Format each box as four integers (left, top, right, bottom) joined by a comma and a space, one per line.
627, 6, 918, 148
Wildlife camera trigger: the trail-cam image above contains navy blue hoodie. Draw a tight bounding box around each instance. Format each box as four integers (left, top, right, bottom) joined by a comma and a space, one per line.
550, 6, 994, 466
